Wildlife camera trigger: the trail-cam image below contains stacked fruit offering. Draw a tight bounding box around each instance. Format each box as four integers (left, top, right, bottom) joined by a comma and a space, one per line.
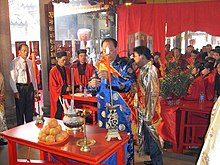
38, 118, 68, 143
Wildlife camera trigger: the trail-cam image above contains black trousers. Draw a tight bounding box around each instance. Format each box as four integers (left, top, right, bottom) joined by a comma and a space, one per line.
144, 126, 163, 165
15, 83, 34, 126
55, 100, 63, 120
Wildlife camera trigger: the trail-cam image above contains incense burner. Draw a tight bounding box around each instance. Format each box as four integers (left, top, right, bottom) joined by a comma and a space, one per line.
63, 110, 84, 131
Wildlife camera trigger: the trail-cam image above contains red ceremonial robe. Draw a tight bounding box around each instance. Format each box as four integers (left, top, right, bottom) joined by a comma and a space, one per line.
70, 63, 94, 90
204, 71, 215, 101
184, 76, 205, 101
49, 66, 71, 118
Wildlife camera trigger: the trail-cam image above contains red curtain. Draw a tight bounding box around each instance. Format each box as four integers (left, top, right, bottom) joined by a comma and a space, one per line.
117, 4, 166, 57
117, 1, 220, 60
166, 1, 220, 37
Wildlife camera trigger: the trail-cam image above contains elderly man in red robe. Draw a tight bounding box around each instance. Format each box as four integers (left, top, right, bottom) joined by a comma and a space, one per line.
70, 49, 94, 93
49, 52, 71, 119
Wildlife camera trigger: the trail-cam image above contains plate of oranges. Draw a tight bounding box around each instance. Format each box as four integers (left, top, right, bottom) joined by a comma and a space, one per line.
38, 118, 69, 145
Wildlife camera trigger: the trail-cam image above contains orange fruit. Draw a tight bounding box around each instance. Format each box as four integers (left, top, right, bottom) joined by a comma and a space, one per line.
48, 118, 58, 128
45, 135, 55, 143
38, 131, 47, 142
60, 131, 68, 138
39, 131, 47, 137
55, 133, 65, 142
42, 126, 50, 135
56, 124, 62, 132
43, 125, 49, 129
49, 128, 59, 135
38, 135, 46, 142
41, 135, 46, 142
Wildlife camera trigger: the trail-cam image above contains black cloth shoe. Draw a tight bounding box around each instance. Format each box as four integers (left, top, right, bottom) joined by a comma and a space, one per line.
144, 161, 153, 165
0, 138, 8, 146
163, 140, 173, 149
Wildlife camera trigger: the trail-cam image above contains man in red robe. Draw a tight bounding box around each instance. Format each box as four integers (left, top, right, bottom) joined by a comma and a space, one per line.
49, 52, 71, 119
70, 49, 94, 93
184, 62, 205, 100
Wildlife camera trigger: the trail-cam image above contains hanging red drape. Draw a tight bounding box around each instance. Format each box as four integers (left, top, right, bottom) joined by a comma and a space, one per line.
117, 1, 220, 62
117, 4, 166, 58
166, 1, 220, 37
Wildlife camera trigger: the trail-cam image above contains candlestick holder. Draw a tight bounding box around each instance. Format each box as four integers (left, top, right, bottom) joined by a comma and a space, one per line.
35, 91, 44, 127
76, 110, 96, 152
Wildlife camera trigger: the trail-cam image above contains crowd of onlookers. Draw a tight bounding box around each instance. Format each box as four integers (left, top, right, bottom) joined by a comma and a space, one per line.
151, 44, 220, 101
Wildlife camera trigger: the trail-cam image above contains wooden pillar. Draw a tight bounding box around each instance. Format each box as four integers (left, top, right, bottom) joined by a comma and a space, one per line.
39, 0, 51, 117
0, 0, 17, 128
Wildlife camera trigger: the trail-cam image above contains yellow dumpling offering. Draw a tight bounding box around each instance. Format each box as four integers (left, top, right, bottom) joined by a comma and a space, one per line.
38, 118, 68, 143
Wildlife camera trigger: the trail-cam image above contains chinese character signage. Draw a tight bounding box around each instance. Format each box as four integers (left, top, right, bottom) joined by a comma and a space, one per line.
45, 2, 56, 68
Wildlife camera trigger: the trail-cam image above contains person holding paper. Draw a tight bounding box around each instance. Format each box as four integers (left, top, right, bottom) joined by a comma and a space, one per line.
49, 52, 71, 119
89, 38, 136, 164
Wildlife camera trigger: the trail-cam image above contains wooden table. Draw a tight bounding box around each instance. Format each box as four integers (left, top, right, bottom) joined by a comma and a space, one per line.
177, 100, 214, 153
0, 118, 129, 165
63, 93, 97, 103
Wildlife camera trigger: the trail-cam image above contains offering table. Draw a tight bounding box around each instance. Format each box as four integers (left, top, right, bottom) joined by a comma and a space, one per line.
1, 118, 129, 165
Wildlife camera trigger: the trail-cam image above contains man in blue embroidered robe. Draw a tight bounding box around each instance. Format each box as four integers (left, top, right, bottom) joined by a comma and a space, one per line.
89, 38, 136, 164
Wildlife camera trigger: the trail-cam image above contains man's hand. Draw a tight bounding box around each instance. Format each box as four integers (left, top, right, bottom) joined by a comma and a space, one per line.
14, 92, 19, 99
90, 78, 101, 88
97, 70, 108, 80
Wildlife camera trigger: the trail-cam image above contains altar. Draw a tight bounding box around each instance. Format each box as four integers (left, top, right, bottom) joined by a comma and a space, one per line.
0, 118, 129, 165
158, 99, 214, 153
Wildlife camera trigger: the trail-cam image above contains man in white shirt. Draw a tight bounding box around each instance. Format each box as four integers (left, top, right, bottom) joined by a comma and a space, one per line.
10, 44, 36, 126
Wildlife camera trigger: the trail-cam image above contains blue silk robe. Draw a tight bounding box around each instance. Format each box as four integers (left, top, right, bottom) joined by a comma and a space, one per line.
90, 56, 136, 164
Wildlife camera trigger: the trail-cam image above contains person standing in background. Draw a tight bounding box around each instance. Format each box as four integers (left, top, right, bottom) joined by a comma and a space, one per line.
0, 72, 8, 145
10, 44, 37, 126
70, 49, 94, 93
49, 52, 71, 119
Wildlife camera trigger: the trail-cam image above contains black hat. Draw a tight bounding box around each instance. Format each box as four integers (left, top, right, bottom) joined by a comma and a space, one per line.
204, 62, 214, 71
213, 49, 220, 55
56, 52, 67, 58
205, 56, 215, 63
77, 49, 87, 56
